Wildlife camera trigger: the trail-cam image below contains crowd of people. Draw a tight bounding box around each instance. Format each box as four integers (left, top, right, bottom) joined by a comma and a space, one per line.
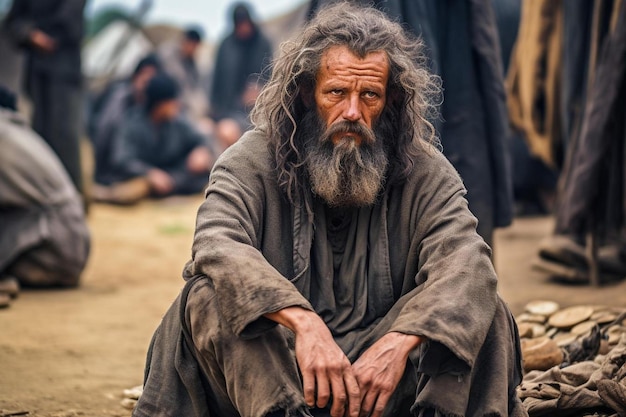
1, 0, 625, 415
0, 0, 274, 307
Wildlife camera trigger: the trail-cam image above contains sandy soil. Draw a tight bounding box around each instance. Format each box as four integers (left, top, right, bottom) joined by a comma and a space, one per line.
1, 196, 626, 417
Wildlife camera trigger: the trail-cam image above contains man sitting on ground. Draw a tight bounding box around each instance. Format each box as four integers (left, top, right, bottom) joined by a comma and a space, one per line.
134, 4, 526, 417
93, 73, 216, 205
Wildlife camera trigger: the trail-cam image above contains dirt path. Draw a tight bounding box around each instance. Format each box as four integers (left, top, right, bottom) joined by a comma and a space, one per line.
1, 196, 625, 417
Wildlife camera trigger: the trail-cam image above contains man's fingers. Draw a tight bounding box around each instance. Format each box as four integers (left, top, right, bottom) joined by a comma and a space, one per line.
302, 370, 316, 407
359, 390, 378, 417
316, 370, 331, 408
343, 372, 361, 417
370, 391, 392, 417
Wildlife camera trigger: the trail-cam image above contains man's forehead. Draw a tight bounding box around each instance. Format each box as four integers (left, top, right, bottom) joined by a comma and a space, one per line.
317, 45, 389, 83
320, 45, 388, 69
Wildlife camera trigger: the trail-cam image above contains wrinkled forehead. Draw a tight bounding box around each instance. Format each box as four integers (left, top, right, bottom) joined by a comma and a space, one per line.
317, 45, 389, 84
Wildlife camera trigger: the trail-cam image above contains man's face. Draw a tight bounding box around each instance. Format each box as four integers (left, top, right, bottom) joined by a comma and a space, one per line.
302, 46, 392, 208
235, 20, 254, 40
151, 99, 180, 123
314, 45, 389, 147
181, 39, 199, 58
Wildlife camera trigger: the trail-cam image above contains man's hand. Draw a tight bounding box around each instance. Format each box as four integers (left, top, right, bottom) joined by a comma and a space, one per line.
186, 146, 213, 174
265, 307, 361, 417
147, 168, 174, 195
352, 332, 423, 417
29, 29, 56, 53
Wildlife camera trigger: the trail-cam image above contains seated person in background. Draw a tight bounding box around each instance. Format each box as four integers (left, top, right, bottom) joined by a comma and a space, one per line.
93, 73, 216, 205
90, 54, 161, 186
0, 85, 90, 309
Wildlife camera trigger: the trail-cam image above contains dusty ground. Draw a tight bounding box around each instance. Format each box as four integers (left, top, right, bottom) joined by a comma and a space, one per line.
1, 196, 626, 417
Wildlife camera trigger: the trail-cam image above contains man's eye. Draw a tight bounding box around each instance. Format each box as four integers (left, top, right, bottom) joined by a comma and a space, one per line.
330, 89, 343, 95
363, 91, 378, 98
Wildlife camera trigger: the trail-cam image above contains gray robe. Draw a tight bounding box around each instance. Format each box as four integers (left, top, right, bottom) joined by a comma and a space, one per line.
0, 109, 89, 286
135, 130, 526, 417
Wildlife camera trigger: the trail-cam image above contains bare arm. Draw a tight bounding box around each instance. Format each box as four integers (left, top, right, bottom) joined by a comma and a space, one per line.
265, 307, 361, 417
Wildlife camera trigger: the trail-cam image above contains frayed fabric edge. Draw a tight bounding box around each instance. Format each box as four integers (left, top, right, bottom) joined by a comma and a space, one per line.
412, 401, 464, 417
412, 402, 507, 417
265, 402, 313, 417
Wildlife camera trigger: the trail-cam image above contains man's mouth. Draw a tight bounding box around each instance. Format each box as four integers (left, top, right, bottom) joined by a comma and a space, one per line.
331, 132, 362, 146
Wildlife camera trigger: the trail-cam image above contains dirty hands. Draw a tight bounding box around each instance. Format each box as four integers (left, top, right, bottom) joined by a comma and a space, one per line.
265, 307, 361, 417
352, 332, 423, 417
266, 308, 424, 417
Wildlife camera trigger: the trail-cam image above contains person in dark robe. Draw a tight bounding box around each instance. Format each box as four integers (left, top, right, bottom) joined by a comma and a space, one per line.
134, 4, 526, 417
209, 2, 273, 153
92, 73, 216, 205
158, 27, 211, 127
90, 54, 161, 186
0, 85, 90, 309
2, 0, 87, 196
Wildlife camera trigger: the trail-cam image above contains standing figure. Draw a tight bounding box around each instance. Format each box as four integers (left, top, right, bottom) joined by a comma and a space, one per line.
3, 0, 87, 194
210, 2, 273, 151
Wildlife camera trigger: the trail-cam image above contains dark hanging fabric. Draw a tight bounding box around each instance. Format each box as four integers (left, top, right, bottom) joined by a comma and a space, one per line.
555, 1, 626, 238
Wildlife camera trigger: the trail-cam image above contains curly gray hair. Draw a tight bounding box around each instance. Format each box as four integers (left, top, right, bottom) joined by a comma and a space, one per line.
250, 1, 441, 206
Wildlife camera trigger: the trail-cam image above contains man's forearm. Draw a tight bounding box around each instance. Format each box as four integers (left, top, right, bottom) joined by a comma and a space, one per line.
265, 306, 326, 335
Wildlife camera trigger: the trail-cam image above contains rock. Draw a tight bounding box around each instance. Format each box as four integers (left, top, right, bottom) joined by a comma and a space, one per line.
607, 326, 626, 345
517, 313, 547, 324
521, 337, 564, 372
525, 300, 560, 316
120, 398, 137, 410
546, 327, 559, 338
571, 321, 597, 336
123, 385, 143, 400
531, 324, 547, 338
608, 332, 622, 345
0, 293, 10, 309
548, 306, 594, 329
553, 332, 578, 347
591, 311, 618, 324
517, 322, 534, 338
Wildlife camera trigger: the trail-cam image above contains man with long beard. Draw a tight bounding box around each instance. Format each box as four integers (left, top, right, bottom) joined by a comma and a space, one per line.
134, 4, 526, 417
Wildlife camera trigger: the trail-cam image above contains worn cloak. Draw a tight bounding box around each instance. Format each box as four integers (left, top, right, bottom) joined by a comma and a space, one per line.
136, 130, 525, 417
0, 109, 89, 286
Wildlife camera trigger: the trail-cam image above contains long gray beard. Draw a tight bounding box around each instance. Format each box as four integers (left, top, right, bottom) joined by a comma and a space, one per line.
302, 112, 388, 207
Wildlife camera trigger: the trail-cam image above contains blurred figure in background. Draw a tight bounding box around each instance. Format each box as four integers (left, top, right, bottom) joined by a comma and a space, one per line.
2, 0, 87, 196
0, 85, 90, 309
90, 54, 161, 187
158, 26, 212, 131
210, 2, 272, 153
93, 73, 216, 205
490, 0, 558, 216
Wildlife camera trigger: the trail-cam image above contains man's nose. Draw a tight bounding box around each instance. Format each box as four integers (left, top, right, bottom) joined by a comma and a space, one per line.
342, 94, 362, 122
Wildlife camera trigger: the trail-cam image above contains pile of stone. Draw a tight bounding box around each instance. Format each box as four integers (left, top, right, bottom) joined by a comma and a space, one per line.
517, 301, 626, 372
120, 385, 143, 411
